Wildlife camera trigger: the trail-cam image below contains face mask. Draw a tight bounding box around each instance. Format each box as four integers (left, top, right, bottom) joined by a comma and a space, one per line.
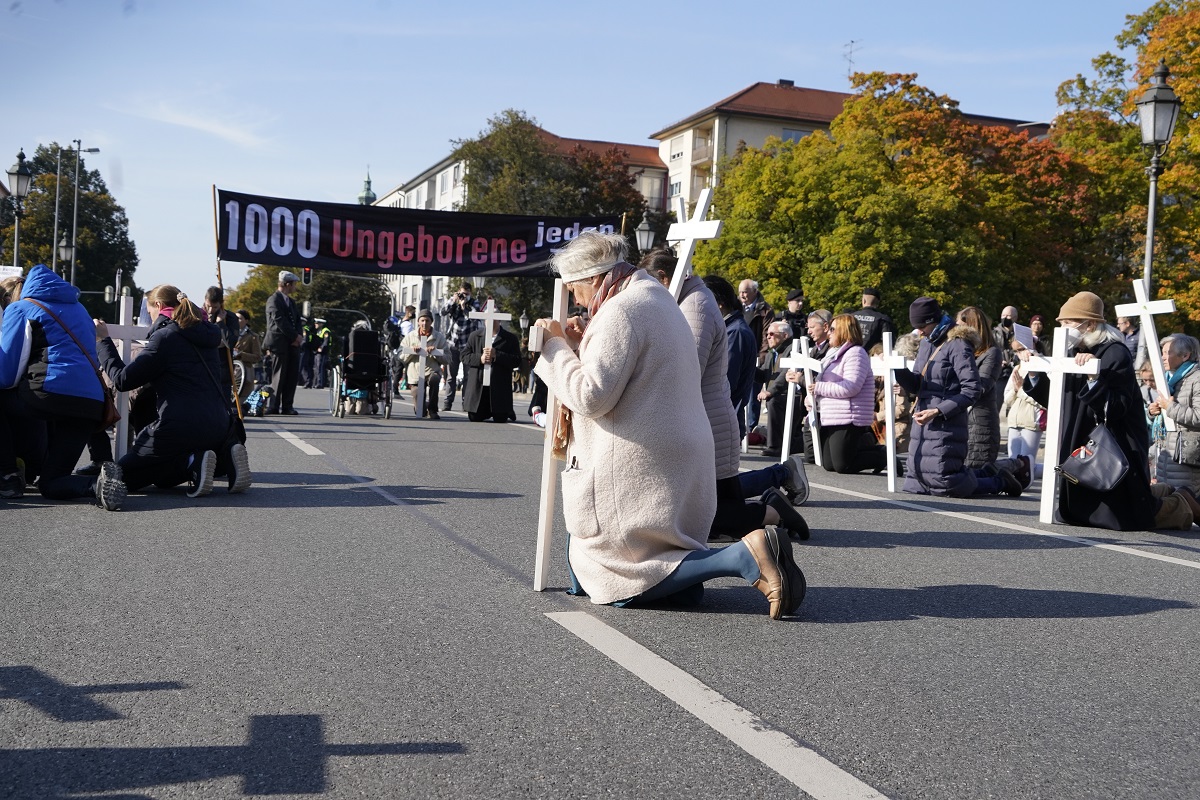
1002, 318, 1014, 329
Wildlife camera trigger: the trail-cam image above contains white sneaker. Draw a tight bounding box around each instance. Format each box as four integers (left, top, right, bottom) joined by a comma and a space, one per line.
228, 443, 252, 494
187, 451, 216, 498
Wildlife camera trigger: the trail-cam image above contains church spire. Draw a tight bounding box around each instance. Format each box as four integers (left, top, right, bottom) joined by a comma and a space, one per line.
357, 167, 376, 205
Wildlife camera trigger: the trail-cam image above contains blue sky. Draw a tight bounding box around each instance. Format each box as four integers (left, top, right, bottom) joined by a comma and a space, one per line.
5, 0, 1145, 301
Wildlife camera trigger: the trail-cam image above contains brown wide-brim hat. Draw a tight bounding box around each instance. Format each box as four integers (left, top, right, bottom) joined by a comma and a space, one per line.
1057, 291, 1106, 323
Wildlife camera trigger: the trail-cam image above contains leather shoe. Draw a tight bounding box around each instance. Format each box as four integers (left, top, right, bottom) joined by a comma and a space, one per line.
762, 487, 810, 540
282, 408, 299, 416
772, 525, 806, 615
744, 527, 789, 619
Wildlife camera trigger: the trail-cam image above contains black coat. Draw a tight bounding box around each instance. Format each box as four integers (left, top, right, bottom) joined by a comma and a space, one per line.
895, 325, 980, 497
462, 326, 520, 419
1024, 336, 1155, 531
263, 290, 301, 353
98, 317, 230, 455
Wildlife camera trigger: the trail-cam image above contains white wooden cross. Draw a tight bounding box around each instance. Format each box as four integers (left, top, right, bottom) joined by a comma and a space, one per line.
1115, 278, 1176, 429
665, 188, 723, 301
870, 331, 916, 493
533, 279, 571, 591
101, 294, 149, 460
412, 335, 445, 418
469, 297, 512, 386
1020, 326, 1101, 524
778, 337, 824, 467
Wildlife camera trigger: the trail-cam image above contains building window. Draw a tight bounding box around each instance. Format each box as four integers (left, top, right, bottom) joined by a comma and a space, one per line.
439, 172, 449, 194
452, 164, 461, 186
435, 279, 444, 301
668, 180, 682, 197
782, 128, 810, 143
669, 136, 684, 162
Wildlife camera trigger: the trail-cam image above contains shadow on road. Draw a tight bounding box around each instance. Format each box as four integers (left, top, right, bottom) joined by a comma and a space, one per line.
801, 584, 1194, 623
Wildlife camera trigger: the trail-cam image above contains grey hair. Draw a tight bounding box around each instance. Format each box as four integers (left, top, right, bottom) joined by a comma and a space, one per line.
808, 309, 833, 325
1075, 322, 1123, 351
1163, 334, 1200, 363
770, 320, 793, 338
740, 279, 759, 292
549, 231, 628, 279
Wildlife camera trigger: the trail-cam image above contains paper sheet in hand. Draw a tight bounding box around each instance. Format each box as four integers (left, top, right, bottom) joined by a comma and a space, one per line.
1013, 323, 1034, 352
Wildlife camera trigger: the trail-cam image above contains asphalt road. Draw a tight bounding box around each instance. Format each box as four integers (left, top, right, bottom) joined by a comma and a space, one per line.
2, 386, 1198, 799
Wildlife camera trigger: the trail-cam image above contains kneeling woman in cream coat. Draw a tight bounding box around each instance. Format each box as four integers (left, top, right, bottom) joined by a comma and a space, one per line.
533, 232, 805, 619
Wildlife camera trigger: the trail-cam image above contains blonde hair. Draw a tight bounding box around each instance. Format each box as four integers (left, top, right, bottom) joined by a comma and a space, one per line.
830, 313, 863, 347
0, 276, 24, 308
146, 284, 204, 329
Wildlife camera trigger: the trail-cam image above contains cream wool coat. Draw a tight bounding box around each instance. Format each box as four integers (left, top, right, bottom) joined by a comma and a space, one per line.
535, 271, 716, 604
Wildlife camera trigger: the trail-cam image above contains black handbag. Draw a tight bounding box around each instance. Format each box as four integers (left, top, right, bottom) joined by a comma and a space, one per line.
1056, 422, 1129, 491
1172, 429, 1200, 467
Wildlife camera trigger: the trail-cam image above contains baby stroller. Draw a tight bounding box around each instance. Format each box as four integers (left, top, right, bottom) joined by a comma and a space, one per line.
330, 324, 393, 418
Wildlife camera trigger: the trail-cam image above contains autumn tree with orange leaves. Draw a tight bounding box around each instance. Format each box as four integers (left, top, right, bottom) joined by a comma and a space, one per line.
1056, 0, 1200, 330
697, 72, 1098, 321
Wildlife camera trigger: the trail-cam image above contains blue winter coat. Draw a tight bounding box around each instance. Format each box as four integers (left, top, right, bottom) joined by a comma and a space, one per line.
0, 264, 104, 422
97, 312, 230, 452
894, 324, 980, 497
724, 312, 757, 430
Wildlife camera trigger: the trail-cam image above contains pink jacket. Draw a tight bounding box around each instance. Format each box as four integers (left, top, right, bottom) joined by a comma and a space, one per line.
811, 343, 875, 427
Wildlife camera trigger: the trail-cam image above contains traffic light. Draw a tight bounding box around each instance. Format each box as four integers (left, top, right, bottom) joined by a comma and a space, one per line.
302, 268, 313, 285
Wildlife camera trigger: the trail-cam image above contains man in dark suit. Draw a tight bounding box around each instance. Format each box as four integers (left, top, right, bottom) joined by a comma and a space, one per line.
263, 271, 303, 415
461, 318, 521, 422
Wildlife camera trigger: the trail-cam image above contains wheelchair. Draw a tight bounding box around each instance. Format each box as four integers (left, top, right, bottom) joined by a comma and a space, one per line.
329, 326, 393, 419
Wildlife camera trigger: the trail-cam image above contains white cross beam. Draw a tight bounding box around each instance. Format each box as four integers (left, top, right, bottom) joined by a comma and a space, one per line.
1115, 278, 1176, 430
870, 331, 915, 493
777, 338, 824, 467
469, 298, 512, 386
665, 188, 723, 301
101, 294, 148, 459
533, 279, 572, 591
1020, 326, 1100, 524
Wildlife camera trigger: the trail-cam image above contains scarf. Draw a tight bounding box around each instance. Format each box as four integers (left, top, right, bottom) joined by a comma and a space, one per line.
552, 261, 639, 459
1151, 361, 1197, 442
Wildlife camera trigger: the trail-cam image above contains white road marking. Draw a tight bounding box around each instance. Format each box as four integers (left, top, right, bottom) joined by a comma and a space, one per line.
547, 611, 889, 800
812, 482, 1200, 571
271, 428, 324, 455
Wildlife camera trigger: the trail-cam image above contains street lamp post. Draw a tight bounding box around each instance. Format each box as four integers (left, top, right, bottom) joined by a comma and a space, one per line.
6, 150, 33, 270
1135, 60, 1181, 291
68, 140, 100, 287
635, 212, 655, 254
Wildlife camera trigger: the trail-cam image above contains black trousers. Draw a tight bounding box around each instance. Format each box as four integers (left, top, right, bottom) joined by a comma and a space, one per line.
710, 475, 767, 539
269, 345, 301, 412
820, 423, 887, 474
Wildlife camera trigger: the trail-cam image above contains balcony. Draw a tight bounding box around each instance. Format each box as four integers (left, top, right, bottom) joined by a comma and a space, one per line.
691, 140, 713, 165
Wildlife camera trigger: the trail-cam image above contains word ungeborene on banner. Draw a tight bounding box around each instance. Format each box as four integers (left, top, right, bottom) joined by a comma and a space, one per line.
216, 189, 620, 278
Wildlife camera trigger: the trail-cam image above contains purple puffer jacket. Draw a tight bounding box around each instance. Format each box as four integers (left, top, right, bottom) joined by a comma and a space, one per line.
811, 343, 874, 427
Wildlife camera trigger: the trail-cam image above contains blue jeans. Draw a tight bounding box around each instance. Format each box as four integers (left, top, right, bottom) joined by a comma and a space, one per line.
738, 462, 788, 498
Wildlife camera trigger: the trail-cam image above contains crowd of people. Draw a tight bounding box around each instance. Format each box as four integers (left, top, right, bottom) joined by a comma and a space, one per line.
6, 240, 1199, 614
0, 265, 251, 511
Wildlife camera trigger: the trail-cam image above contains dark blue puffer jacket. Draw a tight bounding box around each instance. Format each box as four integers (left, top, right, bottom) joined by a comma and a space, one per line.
0, 264, 104, 421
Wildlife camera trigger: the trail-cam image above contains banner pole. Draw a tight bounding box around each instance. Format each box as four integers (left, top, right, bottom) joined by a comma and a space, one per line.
212, 185, 224, 289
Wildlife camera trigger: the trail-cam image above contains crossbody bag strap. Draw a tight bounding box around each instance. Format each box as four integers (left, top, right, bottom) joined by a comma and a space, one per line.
24, 298, 107, 394
188, 339, 238, 416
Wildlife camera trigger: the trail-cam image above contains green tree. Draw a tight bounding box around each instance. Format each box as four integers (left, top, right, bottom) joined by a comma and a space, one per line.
1055, 0, 1200, 330
453, 109, 648, 322
697, 73, 1097, 320
225, 266, 392, 351
0, 143, 139, 318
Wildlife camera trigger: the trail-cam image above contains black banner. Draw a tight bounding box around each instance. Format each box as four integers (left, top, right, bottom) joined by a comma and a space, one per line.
216, 189, 620, 278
